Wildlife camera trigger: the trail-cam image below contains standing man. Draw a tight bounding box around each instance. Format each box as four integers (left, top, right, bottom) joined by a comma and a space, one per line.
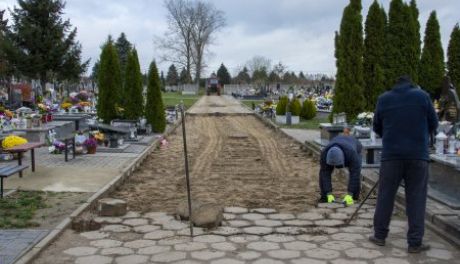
369, 76, 438, 253
319, 130, 362, 206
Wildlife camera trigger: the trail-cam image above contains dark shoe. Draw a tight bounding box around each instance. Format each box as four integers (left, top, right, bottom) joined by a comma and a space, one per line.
368, 235, 385, 246
408, 244, 430, 253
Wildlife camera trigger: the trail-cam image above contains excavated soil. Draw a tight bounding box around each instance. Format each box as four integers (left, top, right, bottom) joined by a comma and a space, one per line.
114, 115, 347, 213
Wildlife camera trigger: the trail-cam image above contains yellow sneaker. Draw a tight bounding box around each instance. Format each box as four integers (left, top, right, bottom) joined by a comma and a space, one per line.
342, 194, 354, 206
327, 194, 335, 203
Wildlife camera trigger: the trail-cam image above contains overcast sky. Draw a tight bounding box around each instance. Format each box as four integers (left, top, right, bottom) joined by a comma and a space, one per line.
1, 0, 459, 77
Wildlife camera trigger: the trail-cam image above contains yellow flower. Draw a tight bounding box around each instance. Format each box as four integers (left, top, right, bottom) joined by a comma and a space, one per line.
61, 102, 73, 109
2, 135, 28, 149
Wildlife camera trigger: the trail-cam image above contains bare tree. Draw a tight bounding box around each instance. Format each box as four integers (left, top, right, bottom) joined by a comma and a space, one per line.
245, 56, 272, 75
157, 0, 225, 84
190, 1, 225, 83
156, 0, 195, 81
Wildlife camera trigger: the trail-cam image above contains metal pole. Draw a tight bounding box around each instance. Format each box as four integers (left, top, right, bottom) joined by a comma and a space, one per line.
180, 102, 193, 237
345, 179, 379, 225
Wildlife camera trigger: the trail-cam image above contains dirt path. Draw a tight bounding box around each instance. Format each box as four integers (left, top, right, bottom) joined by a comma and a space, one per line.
114, 115, 346, 213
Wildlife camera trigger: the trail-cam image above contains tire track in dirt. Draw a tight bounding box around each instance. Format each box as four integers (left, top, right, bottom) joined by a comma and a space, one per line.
113, 114, 347, 213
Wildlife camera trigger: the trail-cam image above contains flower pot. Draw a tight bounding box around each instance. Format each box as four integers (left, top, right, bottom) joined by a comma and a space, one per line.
87, 146, 96, 154
41, 115, 47, 123
46, 114, 53, 122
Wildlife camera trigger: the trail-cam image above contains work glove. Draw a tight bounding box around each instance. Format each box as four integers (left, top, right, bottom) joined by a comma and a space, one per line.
327, 194, 335, 203
342, 194, 354, 206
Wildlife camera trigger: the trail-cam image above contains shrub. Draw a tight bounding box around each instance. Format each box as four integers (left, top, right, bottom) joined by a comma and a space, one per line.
276, 96, 289, 115
301, 99, 317, 120
288, 98, 302, 116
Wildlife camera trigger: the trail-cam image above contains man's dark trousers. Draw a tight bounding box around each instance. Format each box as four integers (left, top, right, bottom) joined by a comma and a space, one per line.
373, 160, 428, 247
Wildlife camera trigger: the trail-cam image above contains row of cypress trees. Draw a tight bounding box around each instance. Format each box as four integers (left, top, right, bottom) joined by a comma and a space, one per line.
334, 0, 460, 118
96, 37, 166, 133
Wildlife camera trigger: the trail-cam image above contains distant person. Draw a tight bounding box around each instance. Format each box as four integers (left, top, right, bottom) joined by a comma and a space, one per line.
369, 75, 438, 253
319, 129, 362, 206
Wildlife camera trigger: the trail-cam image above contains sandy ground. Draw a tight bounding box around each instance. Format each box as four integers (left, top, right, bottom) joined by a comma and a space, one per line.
187, 95, 253, 114
113, 115, 346, 213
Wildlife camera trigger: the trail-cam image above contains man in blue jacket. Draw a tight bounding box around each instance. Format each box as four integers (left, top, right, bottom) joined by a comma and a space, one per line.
369, 76, 438, 253
319, 133, 362, 206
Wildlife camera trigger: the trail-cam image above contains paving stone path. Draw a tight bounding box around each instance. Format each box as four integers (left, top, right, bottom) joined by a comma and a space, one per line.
33, 205, 460, 264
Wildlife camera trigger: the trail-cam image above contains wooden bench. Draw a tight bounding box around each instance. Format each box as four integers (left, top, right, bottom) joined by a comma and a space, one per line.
4, 142, 43, 177
0, 165, 29, 198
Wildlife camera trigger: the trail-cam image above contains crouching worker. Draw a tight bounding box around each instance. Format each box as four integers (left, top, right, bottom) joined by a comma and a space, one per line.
319, 131, 362, 206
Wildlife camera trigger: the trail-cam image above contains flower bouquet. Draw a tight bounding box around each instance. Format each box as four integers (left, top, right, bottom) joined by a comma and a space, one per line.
356, 112, 374, 127
84, 136, 97, 154
61, 102, 73, 112
2, 135, 28, 149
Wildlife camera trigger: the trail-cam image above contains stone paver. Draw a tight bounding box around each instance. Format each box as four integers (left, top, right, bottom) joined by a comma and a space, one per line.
268, 213, 295, 220
75, 255, 112, 264
100, 247, 134, 255
194, 235, 226, 243
297, 212, 324, 220
151, 251, 186, 262
263, 234, 296, 242
63, 247, 98, 256
44, 206, 460, 264
267, 249, 300, 259
137, 245, 170, 255
143, 230, 175, 240
246, 241, 280, 251
305, 248, 341, 259
254, 219, 283, 227
241, 213, 266, 221
211, 227, 241, 236
90, 239, 123, 248
226, 220, 252, 227
80, 231, 111, 240
224, 207, 248, 214
101, 224, 131, 233
174, 242, 208, 251
115, 254, 149, 264
250, 208, 277, 214
243, 226, 273, 235
284, 241, 317, 250
236, 251, 261, 260
322, 240, 356, 250
211, 242, 238, 251
315, 219, 344, 227
345, 247, 384, 259
122, 218, 149, 227
123, 239, 156, 249
133, 225, 160, 233
191, 250, 226, 260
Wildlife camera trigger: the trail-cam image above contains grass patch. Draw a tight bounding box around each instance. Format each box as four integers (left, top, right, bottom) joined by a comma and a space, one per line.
0, 191, 49, 228
280, 117, 329, 130
162, 92, 201, 109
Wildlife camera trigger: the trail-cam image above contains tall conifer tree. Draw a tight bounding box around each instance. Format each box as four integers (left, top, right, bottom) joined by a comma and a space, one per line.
333, 0, 364, 118
97, 38, 122, 123
146, 61, 166, 133
409, 0, 421, 81
363, 0, 386, 110
123, 48, 144, 119
447, 24, 460, 94
419, 11, 445, 98
217, 63, 231, 85
385, 0, 418, 86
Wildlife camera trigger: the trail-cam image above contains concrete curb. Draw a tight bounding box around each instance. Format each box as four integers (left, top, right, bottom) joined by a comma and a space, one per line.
14, 120, 183, 264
